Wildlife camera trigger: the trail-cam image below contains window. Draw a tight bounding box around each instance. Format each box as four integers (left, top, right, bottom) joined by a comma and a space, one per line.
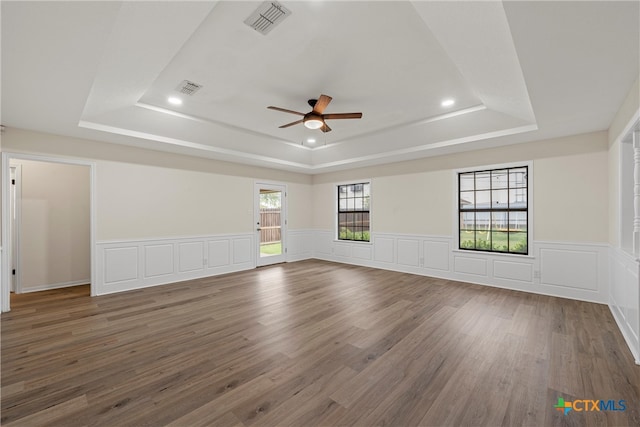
338, 182, 370, 241
459, 166, 528, 254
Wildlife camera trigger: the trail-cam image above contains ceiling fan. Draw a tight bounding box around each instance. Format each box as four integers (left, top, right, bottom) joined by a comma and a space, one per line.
267, 94, 362, 133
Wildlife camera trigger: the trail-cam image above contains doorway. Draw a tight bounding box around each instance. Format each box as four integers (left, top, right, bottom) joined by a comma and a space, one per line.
1, 153, 96, 312
255, 183, 287, 267
9, 165, 20, 293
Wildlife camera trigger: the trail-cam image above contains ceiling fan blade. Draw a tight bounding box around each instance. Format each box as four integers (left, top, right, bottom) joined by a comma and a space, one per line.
312, 94, 332, 114
279, 119, 304, 128
268, 106, 305, 116
320, 122, 332, 133
323, 113, 363, 120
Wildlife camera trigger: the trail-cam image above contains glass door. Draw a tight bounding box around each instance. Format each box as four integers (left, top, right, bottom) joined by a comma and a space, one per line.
255, 183, 287, 266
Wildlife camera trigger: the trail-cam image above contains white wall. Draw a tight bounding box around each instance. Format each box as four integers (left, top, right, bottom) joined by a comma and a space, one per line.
314, 132, 609, 243
0, 128, 613, 305
311, 132, 610, 304
12, 159, 90, 291
3, 127, 314, 295
96, 161, 254, 240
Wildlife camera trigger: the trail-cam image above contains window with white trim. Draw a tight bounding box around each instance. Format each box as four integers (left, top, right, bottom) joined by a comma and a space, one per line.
337, 182, 370, 242
458, 166, 528, 254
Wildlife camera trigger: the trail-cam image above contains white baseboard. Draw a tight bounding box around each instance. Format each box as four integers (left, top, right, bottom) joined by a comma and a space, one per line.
19, 279, 89, 293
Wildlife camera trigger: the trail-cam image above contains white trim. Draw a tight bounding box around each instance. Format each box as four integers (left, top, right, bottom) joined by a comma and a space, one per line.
135, 102, 314, 152
78, 120, 312, 171
310, 124, 539, 170
326, 104, 487, 146
1, 152, 97, 312
96, 232, 255, 246
20, 280, 89, 294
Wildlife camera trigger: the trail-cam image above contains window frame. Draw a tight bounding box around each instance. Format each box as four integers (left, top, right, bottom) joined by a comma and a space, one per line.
454, 162, 533, 256
335, 180, 371, 243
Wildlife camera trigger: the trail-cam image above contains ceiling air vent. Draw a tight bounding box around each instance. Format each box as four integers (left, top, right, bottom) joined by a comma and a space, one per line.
175, 80, 203, 96
244, 1, 291, 35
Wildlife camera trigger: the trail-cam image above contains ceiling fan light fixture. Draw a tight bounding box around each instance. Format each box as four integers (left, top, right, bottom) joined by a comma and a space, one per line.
303, 114, 324, 129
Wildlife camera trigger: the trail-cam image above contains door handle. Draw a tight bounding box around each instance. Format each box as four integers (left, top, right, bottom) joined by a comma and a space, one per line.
256, 227, 262, 231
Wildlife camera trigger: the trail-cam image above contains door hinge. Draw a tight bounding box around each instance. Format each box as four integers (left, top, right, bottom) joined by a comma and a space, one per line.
285, 248, 287, 253
12, 269, 16, 275
11, 179, 15, 185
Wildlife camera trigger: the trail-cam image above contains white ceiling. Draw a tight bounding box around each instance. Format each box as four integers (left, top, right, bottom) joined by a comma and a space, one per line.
2, 1, 638, 174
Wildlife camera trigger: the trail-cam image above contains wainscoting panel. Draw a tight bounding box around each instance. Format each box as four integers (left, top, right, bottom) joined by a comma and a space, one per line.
352, 245, 373, 261
493, 260, 533, 283
313, 231, 334, 256
287, 229, 314, 262
397, 239, 420, 267
311, 230, 609, 304
144, 244, 173, 278
96, 233, 254, 295
454, 255, 488, 277
534, 241, 608, 303
609, 247, 640, 364
104, 246, 138, 284
540, 248, 598, 291
233, 238, 252, 264
334, 243, 352, 258
373, 237, 394, 264
208, 240, 230, 268
178, 242, 205, 273
424, 240, 450, 271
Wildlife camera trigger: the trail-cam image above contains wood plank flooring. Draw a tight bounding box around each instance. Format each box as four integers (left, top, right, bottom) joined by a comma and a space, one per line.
2, 259, 639, 426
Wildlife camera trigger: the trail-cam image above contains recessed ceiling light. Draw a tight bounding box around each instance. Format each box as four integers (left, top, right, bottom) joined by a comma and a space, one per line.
168, 97, 182, 105
441, 98, 455, 107
306, 138, 316, 145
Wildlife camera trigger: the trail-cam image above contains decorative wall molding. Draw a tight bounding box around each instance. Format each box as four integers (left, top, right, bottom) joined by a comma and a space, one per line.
609, 246, 640, 364
95, 230, 315, 295
95, 233, 255, 295
287, 229, 314, 262
311, 230, 609, 304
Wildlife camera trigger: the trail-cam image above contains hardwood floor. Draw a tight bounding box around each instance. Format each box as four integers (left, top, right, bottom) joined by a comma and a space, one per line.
2, 259, 639, 426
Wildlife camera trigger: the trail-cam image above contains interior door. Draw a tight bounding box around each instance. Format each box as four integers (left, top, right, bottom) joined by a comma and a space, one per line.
255, 183, 287, 266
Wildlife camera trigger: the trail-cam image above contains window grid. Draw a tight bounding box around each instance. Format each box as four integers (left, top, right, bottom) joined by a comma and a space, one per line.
338, 182, 370, 242
458, 166, 528, 255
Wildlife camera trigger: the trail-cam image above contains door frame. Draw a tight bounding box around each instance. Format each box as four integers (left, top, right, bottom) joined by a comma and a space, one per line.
1, 152, 97, 312
254, 182, 287, 267
9, 164, 22, 293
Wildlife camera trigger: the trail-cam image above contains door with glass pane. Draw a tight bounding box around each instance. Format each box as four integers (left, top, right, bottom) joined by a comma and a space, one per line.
255, 183, 287, 266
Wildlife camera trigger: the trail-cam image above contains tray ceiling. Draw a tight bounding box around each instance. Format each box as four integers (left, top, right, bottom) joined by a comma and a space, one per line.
2, 1, 638, 173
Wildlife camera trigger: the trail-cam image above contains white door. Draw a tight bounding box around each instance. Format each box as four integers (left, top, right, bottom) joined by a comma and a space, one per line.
255, 183, 287, 266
